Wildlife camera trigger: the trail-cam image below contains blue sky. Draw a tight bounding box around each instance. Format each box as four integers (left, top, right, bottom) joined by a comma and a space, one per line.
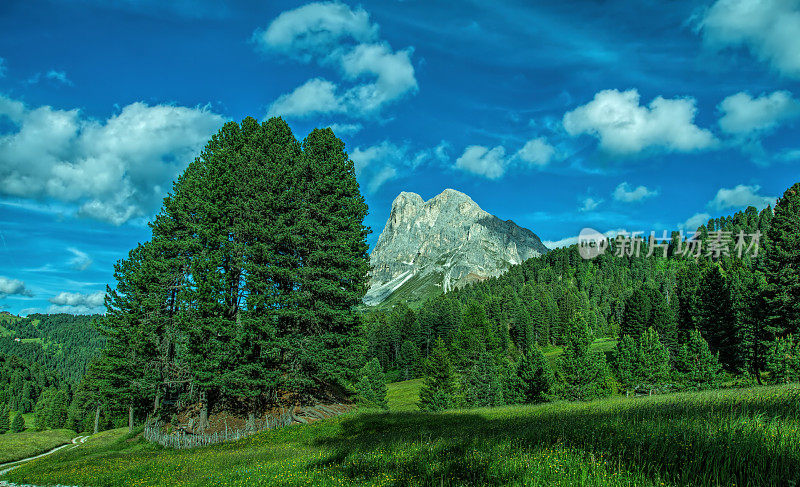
0, 0, 798, 315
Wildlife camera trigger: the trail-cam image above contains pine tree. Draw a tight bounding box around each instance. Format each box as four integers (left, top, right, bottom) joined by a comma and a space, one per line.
675, 261, 702, 339
637, 327, 671, 393
675, 330, 721, 390
11, 411, 24, 433
697, 264, 737, 369
398, 340, 421, 380
516, 346, 554, 403
622, 289, 651, 339
612, 334, 639, 393
0, 404, 9, 434
355, 358, 388, 409
766, 335, 800, 384
461, 350, 504, 407
761, 183, 800, 338
557, 319, 613, 401
289, 127, 370, 393
34, 388, 55, 431
418, 338, 457, 412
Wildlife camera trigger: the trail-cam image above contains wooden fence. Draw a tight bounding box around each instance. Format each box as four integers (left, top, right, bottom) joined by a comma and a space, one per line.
143, 404, 349, 449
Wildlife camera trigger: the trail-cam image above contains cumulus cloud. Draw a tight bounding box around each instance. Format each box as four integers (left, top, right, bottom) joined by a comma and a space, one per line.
49, 290, 105, 308
0, 96, 225, 224
67, 247, 92, 271
254, 1, 377, 61
515, 137, 556, 166
708, 184, 776, 210
267, 78, 344, 118
698, 0, 800, 78
258, 2, 417, 118
579, 197, 603, 212
681, 212, 712, 232
612, 182, 659, 203
563, 89, 717, 155
718, 90, 800, 135
350, 140, 448, 193
455, 145, 507, 179
0, 276, 33, 297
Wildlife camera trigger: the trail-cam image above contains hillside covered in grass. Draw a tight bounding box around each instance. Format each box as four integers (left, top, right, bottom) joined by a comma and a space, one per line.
4, 383, 799, 486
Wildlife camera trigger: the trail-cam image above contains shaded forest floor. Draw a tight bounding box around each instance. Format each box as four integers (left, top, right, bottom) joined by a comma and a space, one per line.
4, 383, 800, 486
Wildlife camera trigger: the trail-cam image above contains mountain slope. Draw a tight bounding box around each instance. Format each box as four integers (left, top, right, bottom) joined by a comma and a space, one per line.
364, 188, 548, 306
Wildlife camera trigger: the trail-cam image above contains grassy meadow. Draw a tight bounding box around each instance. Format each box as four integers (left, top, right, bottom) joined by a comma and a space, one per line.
0, 427, 75, 464
3, 382, 799, 486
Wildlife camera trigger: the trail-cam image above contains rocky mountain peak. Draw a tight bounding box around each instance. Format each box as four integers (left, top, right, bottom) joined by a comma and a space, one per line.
364, 189, 548, 306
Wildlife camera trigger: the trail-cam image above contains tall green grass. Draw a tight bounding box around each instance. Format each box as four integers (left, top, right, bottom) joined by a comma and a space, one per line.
5, 385, 799, 486
0, 428, 75, 464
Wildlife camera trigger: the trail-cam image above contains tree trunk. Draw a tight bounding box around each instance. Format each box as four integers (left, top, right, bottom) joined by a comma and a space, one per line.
153, 390, 161, 413
128, 404, 134, 432
198, 391, 209, 433
93, 405, 100, 434
247, 412, 255, 434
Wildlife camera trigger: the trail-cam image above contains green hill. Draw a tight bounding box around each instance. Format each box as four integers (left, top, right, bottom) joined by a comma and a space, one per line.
0, 313, 104, 384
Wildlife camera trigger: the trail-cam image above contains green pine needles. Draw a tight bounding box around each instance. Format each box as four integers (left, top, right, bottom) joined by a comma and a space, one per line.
97, 118, 370, 423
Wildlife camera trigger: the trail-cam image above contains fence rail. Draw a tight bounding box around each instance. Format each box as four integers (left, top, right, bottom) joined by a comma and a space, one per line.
143, 404, 349, 449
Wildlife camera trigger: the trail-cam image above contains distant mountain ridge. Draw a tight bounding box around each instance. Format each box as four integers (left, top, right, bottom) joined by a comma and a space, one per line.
364, 188, 549, 306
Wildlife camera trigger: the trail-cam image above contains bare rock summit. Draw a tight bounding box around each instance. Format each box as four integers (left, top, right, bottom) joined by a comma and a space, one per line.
364, 188, 548, 306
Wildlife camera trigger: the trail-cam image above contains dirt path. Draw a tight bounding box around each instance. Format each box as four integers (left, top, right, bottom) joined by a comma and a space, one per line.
0, 435, 89, 485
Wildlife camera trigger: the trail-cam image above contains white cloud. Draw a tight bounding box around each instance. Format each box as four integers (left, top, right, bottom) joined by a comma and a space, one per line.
681, 212, 712, 231
267, 78, 344, 118
67, 247, 92, 271
350, 140, 446, 193
612, 182, 659, 203
45, 70, 72, 86
777, 148, 800, 161
49, 290, 105, 308
708, 184, 776, 210
254, 1, 377, 61
718, 90, 800, 135
338, 43, 417, 114
259, 2, 417, 118
563, 89, 717, 155
0, 96, 225, 224
515, 137, 556, 166
698, 0, 800, 79
579, 197, 603, 212
327, 122, 362, 136
455, 145, 507, 179
27, 70, 73, 86
0, 276, 33, 297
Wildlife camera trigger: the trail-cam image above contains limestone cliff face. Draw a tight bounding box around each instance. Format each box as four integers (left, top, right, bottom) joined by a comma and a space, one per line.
364, 188, 548, 306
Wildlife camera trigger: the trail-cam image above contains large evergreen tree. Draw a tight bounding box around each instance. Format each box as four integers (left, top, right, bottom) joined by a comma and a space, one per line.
96, 118, 370, 428
761, 183, 800, 339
